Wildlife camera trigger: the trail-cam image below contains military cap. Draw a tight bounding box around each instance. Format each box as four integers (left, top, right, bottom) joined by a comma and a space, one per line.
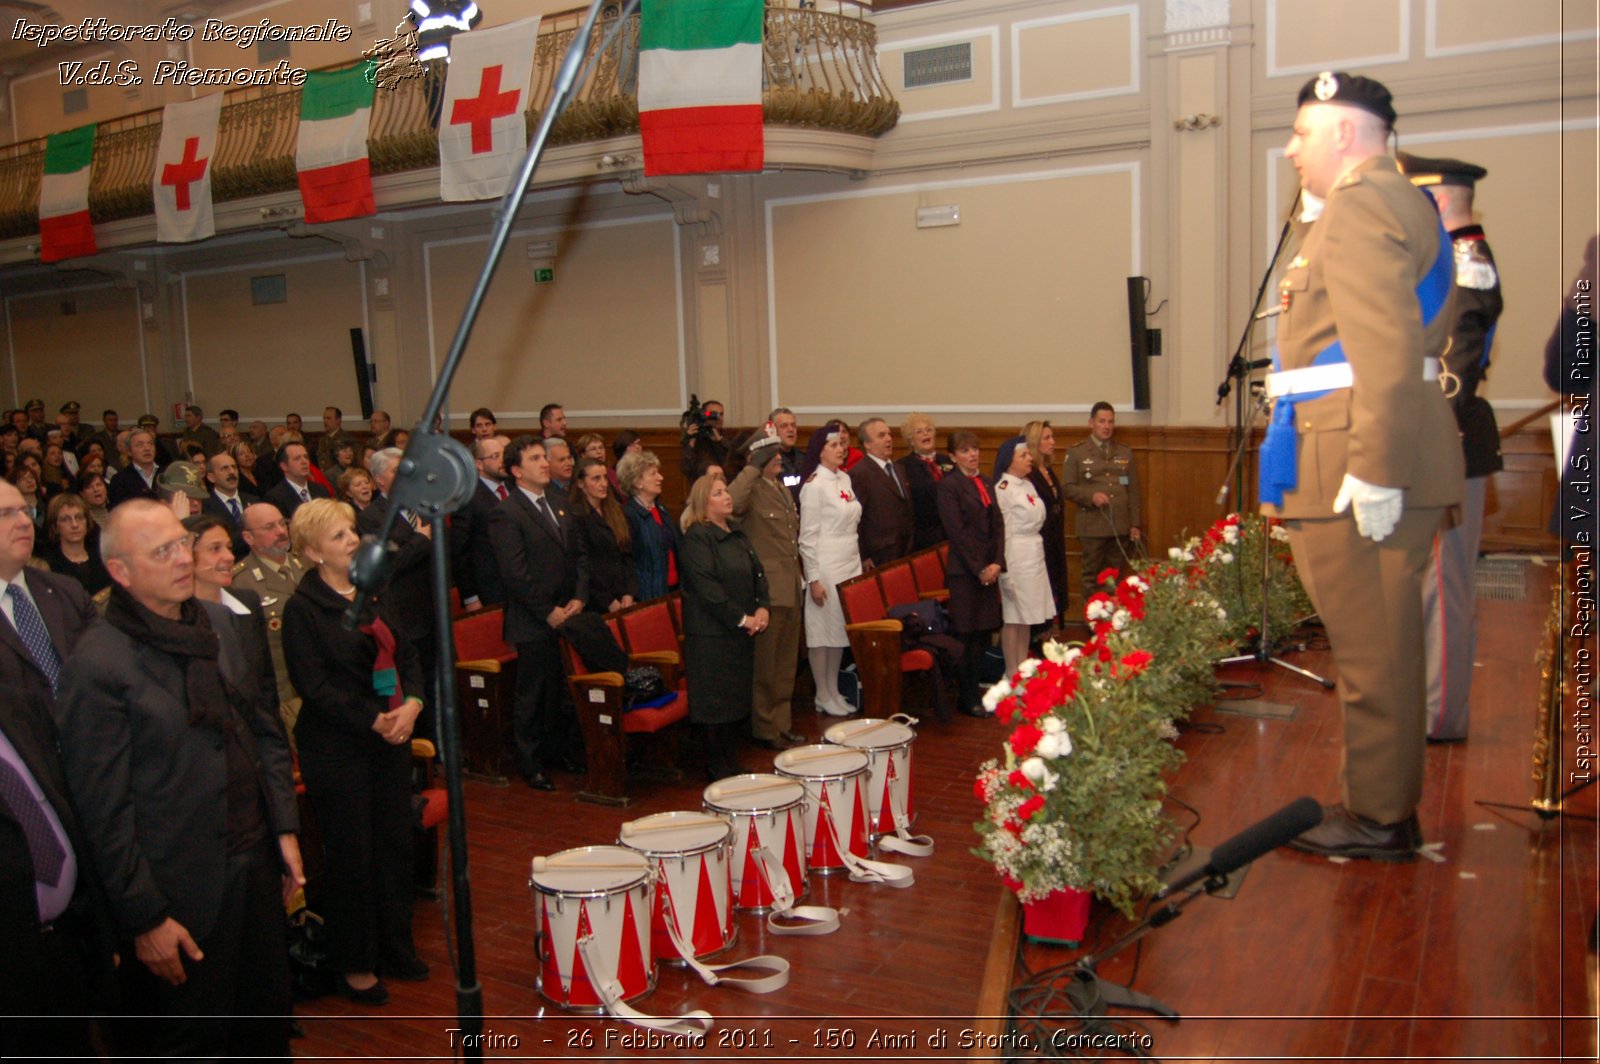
1396, 151, 1487, 189
1298, 71, 1396, 130
23, 398, 43, 412
136, 413, 160, 428
158, 460, 209, 500
59, 400, 80, 414
744, 426, 784, 470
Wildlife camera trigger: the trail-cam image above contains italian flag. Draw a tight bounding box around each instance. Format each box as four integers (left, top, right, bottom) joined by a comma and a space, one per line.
296, 62, 377, 224
638, 0, 763, 177
38, 124, 97, 262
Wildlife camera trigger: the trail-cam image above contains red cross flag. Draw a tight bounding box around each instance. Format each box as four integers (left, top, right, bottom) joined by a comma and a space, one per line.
153, 92, 224, 243
439, 16, 541, 202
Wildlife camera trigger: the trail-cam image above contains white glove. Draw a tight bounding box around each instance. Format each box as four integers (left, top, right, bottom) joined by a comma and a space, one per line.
1332, 473, 1403, 542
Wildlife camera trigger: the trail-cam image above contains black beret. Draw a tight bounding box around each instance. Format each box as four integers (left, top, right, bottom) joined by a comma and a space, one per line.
1396, 151, 1488, 188
1297, 71, 1397, 130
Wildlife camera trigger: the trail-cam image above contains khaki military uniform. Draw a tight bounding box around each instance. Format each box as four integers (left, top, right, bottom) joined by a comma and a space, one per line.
1060, 436, 1142, 600
231, 551, 308, 745
730, 464, 802, 742
1262, 155, 1464, 825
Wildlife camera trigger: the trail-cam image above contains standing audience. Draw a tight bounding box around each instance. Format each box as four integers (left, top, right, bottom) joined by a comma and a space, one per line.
619, 450, 679, 601
1022, 419, 1067, 623
993, 437, 1054, 676
798, 422, 862, 718
939, 431, 1005, 717
572, 456, 636, 613
899, 412, 955, 551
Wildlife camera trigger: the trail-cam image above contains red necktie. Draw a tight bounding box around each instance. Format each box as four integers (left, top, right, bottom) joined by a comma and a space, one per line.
649, 506, 678, 586
496, 483, 508, 501
973, 476, 991, 508
922, 455, 942, 481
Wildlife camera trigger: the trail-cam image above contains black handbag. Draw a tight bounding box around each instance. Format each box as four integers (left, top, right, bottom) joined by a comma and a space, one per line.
286, 906, 336, 1001
623, 665, 669, 707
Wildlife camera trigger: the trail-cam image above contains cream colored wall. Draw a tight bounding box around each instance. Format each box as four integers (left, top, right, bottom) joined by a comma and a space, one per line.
10, 53, 136, 141
180, 252, 368, 420
6, 284, 147, 417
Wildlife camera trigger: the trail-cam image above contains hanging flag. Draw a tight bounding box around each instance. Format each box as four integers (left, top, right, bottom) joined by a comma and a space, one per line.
438, 16, 541, 202
638, 0, 763, 177
38, 123, 97, 262
153, 93, 224, 243
296, 62, 378, 224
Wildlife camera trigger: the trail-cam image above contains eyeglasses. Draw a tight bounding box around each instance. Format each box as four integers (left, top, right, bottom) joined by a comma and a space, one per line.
146, 533, 196, 563
0, 506, 28, 522
55, 512, 86, 525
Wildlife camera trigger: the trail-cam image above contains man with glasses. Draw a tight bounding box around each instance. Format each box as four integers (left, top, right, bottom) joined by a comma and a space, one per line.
56, 498, 302, 1057
231, 503, 306, 742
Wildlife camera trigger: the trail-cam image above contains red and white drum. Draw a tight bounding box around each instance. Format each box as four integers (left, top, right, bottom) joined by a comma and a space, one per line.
530, 846, 655, 1012
773, 745, 870, 875
825, 717, 916, 839
703, 774, 808, 912
618, 812, 736, 966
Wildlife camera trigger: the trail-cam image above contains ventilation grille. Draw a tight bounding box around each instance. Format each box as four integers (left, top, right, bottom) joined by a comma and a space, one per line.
1476, 557, 1529, 601
903, 42, 971, 88
62, 88, 87, 115
258, 37, 290, 63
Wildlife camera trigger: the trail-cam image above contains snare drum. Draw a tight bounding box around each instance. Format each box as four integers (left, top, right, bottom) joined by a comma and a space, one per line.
530, 846, 655, 1012
703, 774, 808, 913
773, 745, 870, 875
826, 717, 917, 839
618, 812, 736, 965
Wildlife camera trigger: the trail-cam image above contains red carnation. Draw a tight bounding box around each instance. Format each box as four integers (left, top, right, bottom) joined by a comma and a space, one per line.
1120, 649, 1153, 676
1007, 769, 1032, 790
1017, 795, 1046, 820
1008, 723, 1043, 757
1096, 567, 1121, 587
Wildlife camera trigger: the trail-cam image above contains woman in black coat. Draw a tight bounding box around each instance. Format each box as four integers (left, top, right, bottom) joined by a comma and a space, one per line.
937, 431, 1005, 717
281, 499, 427, 1007
679, 473, 769, 780
1022, 420, 1068, 624
572, 457, 637, 613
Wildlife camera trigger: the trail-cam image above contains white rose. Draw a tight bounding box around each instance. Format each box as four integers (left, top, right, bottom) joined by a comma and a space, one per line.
1020, 756, 1047, 781
1061, 646, 1083, 665
1112, 609, 1130, 630
1216, 607, 1228, 620
1035, 733, 1063, 759
1016, 659, 1039, 679
1168, 547, 1184, 561
1041, 716, 1064, 735
981, 681, 1009, 712
1217, 551, 1234, 564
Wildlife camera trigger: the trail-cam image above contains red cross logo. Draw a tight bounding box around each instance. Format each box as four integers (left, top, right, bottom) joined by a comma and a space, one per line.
161, 136, 209, 211
450, 65, 521, 155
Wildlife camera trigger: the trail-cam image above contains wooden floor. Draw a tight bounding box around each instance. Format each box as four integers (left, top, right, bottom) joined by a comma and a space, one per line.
293, 557, 1598, 1061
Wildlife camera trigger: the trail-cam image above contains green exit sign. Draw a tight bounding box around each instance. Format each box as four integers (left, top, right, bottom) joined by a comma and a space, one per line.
534, 267, 554, 284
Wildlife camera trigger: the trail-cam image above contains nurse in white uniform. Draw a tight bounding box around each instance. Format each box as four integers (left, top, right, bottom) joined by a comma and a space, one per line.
798, 422, 862, 717
994, 435, 1055, 676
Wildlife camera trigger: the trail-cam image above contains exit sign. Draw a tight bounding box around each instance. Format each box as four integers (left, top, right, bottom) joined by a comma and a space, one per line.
534, 267, 554, 284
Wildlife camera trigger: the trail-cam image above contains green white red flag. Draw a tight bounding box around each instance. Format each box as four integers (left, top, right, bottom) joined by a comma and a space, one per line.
296, 62, 377, 224
38, 124, 97, 262
638, 0, 764, 177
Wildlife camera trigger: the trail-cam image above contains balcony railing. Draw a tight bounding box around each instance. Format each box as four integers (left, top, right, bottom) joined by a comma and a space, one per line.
0, 1, 897, 240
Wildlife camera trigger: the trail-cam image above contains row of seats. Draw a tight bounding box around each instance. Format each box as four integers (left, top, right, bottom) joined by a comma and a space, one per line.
836, 544, 950, 718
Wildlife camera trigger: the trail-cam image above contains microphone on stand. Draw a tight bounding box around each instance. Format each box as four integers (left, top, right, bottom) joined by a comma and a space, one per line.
1157, 797, 1323, 898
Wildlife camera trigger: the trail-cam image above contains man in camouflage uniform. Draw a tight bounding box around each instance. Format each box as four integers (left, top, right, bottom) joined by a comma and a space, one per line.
1061, 402, 1142, 602
231, 502, 306, 744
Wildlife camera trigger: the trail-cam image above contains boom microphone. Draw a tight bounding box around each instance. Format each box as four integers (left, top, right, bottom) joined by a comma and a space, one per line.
1158, 797, 1322, 897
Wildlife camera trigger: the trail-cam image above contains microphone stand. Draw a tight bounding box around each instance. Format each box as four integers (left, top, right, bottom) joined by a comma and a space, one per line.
344, 0, 631, 1054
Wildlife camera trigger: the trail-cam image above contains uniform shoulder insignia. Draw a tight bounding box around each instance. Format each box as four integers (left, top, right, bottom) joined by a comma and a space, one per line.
92, 586, 110, 611
997, 480, 1008, 490
1453, 239, 1498, 291
231, 560, 247, 574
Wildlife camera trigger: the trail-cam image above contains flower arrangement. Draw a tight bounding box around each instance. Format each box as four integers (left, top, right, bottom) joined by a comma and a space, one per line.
972, 565, 1231, 917
1170, 513, 1313, 650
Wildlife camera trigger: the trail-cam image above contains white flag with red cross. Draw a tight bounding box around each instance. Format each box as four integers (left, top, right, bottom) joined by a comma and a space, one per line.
439, 16, 541, 202
153, 92, 224, 243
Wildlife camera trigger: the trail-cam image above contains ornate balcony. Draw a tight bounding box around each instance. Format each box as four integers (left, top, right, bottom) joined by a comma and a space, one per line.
0, 1, 897, 241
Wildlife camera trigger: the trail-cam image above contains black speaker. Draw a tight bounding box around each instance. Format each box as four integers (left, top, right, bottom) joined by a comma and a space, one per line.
349, 328, 374, 419
1127, 277, 1154, 410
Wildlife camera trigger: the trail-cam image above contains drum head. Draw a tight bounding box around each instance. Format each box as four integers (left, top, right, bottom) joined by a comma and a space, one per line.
531, 846, 651, 895
774, 744, 870, 780
702, 773, 805, 813
825, 718, 915, 750
618, 811, 731, 857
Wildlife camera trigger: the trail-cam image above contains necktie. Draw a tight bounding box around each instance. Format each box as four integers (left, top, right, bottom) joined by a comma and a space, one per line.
973, 476, 992, 508
5, 585, 61, 693
922, 455, 942, 481
496, 483, 509, 501
227, 496, 242, 523
887, 462, 904, 498
537, 497, 562, 540
0, 757, 66, 885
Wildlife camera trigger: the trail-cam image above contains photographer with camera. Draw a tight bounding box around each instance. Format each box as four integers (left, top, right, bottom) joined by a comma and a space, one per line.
679, 396, 729, 481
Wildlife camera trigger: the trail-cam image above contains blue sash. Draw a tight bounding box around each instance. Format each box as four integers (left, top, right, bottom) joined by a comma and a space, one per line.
1258, 218, 1454, 507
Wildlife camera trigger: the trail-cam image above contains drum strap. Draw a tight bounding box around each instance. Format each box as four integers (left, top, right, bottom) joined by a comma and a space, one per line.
877, 793, 935, 858
574, 932, 715, 1039
659, 891, 792, 993
818, 798, 915, 888
748, 843, 841, 936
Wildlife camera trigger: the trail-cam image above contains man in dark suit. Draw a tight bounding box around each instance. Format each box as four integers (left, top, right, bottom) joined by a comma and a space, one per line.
452, 434, 510, 611
488, 435, 588, 791
56, 499, 303, 1058
852, 417, 914, 568
0, 479, 99, 704
263, 440, 330, 522
358, 446, 439, 737
107, 427, 163, 509
200, 450, 259, 560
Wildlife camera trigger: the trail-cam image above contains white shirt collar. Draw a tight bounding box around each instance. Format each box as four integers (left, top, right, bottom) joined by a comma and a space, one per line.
218, 588, 250, 615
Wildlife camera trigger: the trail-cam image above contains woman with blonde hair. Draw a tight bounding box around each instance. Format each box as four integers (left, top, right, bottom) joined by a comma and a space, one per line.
619, 450, 678, 600
899, 411, 955, 551
1021, 419, 1067, 623
282, 498, 427, 1005
337, 465, 376, 511
679, 473, 769, 778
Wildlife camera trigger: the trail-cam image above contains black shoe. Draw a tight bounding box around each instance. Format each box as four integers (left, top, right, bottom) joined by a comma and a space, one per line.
1287, 805, 1420, 863
1426, 734, 1466, 745
380, 955, 430, 982
960, 705, 990, 718
751, 736, 789, 752
523, 771, 556, 792
337, 977, 389, 1006
779, 731, 806, 745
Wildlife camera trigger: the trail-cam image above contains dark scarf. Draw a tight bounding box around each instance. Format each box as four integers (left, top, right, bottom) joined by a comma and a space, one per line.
103, 584, 239, 732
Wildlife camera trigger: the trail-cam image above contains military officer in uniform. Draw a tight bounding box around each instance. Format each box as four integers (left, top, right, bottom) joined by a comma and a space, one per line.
231, 501, 307, 744
1261, 72, 1464, 862
1061, 402, 1142, 602
1398, 152, 1503, 743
